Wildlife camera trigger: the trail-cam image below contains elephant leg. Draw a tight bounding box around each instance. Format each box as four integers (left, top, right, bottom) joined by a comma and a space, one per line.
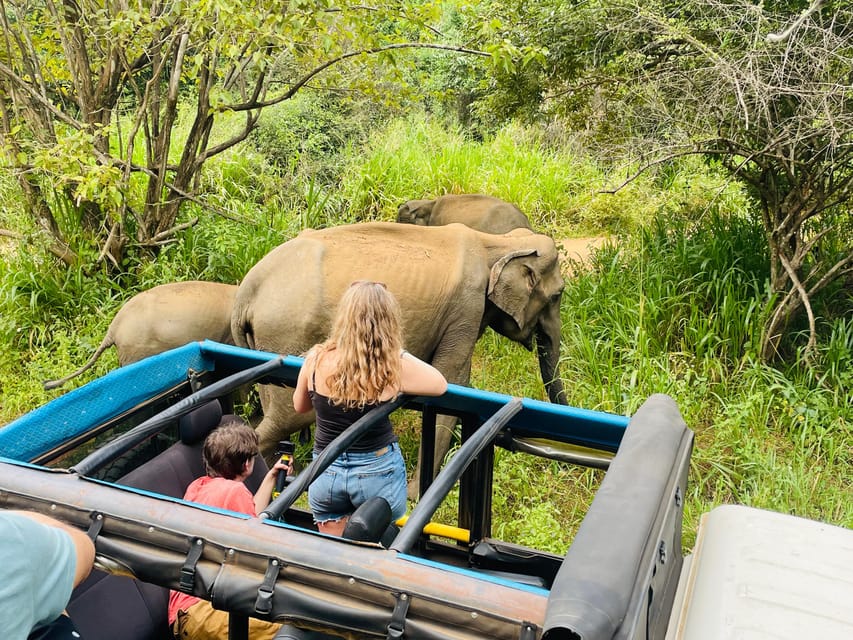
407, 330, 477, 499
255, 385, 316, 465
408, 413, 458, 499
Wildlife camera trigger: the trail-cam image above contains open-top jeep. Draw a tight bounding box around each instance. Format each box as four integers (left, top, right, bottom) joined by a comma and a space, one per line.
1, 341, 851, 639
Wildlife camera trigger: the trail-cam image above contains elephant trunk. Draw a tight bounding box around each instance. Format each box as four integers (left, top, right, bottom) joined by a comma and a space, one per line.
536, 300, 567, 405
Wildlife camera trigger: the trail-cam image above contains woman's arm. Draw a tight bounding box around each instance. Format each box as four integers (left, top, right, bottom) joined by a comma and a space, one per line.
293, 350, 316, 413
399, 352, 448, 397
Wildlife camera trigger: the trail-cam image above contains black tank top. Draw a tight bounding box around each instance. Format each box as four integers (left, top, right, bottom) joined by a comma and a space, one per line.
309, 370, 397, 453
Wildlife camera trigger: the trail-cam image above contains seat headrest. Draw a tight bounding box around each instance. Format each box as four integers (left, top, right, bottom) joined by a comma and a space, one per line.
342, 496, 393, 543
178, 399, 223, 445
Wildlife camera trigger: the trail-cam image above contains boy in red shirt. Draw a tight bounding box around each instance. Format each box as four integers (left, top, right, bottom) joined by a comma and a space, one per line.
168, 417, 290, 639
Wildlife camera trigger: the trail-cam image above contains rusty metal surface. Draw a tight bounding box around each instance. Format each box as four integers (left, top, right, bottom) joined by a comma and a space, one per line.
1, 461, 548, 639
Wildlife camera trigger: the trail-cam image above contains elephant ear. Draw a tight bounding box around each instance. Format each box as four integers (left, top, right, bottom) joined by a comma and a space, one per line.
412, 204, 431, 223
487, 249, 539, 329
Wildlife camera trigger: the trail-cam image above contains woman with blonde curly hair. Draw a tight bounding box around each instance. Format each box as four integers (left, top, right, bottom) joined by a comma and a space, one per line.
293, 281, 447, 536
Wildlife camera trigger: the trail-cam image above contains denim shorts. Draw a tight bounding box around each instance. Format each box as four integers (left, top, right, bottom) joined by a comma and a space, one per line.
308, 441, 407, 523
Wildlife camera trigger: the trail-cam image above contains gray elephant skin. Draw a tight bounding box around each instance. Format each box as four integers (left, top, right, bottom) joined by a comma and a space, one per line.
43, 281, 237, 390
396, 194, 532, 234
231, 221, 567, 474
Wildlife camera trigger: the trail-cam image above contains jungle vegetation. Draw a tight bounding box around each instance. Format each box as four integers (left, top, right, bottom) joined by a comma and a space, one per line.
1, 0, 851, 552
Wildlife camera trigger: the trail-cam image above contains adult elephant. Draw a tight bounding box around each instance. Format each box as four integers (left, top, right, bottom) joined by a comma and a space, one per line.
231, 222, 567, 485
43, 281, 237, 390
397, 194, 532, 234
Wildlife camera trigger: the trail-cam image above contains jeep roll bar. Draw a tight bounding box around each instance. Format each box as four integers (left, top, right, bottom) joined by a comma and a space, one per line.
71, 357, 290, 477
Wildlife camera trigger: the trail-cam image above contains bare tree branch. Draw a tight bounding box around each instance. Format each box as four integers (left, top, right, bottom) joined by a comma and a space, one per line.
767, 0, 825, 44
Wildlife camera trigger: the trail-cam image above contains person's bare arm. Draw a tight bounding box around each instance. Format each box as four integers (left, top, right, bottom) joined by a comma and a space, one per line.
293, 351, 316, 413
400, 352, 448, 397
253, 461, 292, 513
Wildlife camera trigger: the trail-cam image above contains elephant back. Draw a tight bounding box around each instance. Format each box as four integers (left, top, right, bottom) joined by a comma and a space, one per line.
231, 222, 486, 356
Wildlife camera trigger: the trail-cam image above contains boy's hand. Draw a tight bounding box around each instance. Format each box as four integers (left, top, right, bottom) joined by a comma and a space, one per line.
270, 460, 293, 476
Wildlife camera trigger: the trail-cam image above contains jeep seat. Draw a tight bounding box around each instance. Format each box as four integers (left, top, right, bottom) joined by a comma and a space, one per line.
67, 400, 269, 640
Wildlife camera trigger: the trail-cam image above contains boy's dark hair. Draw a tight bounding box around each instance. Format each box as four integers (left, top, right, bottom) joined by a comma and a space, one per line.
202, 417, 259, 480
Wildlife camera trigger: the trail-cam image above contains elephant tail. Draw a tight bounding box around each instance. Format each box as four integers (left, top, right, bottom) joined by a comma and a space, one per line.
230, 302, 256, 350
42, 333, 116, 391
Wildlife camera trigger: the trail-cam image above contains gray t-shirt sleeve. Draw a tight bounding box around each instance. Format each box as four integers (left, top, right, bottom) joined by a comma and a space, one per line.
0, 512, 78, 639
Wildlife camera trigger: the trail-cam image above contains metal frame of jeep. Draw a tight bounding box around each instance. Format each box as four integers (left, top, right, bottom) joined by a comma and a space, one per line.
0, 341, 693, 640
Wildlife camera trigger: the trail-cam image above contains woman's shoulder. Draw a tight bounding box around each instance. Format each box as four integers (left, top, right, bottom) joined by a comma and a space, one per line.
303, 345, 329, 372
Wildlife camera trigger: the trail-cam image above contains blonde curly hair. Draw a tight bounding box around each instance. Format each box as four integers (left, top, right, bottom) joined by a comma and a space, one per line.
313, 281, 403, 408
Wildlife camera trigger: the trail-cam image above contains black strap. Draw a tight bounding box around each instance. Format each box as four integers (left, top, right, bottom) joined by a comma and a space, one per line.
386, 592, 410, 640
179, 538, 204, 593
519, 621, 538, 640
254, 558, 282, 615
86, 512, 104, 542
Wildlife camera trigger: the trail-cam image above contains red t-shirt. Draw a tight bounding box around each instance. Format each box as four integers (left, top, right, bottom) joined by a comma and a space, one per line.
167, 476, 256, 624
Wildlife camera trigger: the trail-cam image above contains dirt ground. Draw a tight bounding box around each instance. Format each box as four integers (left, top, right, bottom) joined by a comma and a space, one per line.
556, 236, 610, 277
0, 235, 16, 261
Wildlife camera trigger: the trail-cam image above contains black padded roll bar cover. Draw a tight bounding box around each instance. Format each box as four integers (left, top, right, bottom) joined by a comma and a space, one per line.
542, 394, 693, 640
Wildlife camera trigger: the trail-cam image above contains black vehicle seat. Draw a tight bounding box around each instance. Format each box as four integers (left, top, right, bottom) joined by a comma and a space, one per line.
341, 496, 396, 546
117, 399, 269, 497
272, 498, 396, 640
67, 400, 270, 640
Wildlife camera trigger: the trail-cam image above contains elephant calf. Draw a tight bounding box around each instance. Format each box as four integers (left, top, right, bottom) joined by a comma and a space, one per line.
43, 281, 237, 390
397, 194, 532, 235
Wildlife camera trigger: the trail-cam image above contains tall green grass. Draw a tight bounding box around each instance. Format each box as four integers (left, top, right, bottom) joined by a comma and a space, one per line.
463, 211, 852, 552
339, 115, 749, 237
1, 111, 850, 556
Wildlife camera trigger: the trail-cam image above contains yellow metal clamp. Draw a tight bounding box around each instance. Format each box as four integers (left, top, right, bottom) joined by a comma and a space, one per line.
394, 516, 470, 544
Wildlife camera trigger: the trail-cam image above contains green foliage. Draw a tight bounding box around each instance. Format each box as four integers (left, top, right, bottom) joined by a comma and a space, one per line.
251, 93, 388, 182
337, 114, 749, 237
1, 108, 850, 557
485, 0, 853, 360
1, 0, 477, 266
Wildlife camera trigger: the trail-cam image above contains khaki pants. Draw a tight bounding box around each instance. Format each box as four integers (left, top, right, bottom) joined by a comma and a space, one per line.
173, 599, 281, 640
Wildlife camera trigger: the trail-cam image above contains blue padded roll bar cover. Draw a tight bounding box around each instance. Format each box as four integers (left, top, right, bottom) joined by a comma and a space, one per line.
542, 394, 693, 640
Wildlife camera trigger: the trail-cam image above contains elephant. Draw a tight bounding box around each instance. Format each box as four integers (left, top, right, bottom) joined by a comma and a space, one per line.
396, 194, 532, 234
231, 221, 567, 491
43, 281, 237, 390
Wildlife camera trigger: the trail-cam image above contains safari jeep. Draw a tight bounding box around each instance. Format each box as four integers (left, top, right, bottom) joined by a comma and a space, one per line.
1, 341, 851, 639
